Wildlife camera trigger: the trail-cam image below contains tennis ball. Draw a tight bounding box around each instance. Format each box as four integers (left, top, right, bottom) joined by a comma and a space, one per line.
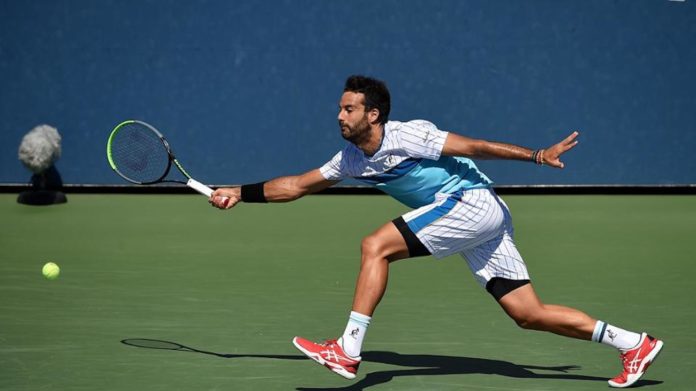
42, 262, 60, 280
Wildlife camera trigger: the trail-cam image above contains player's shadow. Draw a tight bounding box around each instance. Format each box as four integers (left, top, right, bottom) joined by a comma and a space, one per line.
299, 351, 663, 390
120, 339, 663, 390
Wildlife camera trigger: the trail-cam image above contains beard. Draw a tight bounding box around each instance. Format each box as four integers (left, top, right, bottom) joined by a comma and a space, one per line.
339, 115, 371, 145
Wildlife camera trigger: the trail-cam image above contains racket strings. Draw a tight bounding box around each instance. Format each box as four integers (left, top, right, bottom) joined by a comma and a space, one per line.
110, 123, 171, 183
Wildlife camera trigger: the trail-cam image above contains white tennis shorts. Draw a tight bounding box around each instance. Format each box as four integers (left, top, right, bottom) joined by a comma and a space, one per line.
401, 188, 530, 287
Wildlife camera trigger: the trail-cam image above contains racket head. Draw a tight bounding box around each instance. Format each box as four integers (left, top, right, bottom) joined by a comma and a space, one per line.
106, 120, 173, 184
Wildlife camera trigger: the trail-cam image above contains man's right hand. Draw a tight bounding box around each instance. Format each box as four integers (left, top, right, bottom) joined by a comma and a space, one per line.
210, 187, 242, 209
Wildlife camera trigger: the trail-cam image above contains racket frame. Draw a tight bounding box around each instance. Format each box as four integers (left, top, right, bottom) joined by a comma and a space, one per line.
106, 119, 217, 198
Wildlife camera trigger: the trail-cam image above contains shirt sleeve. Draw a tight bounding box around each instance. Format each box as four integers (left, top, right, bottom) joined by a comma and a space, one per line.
397, 120, 448, 160
319, 150, 346, 180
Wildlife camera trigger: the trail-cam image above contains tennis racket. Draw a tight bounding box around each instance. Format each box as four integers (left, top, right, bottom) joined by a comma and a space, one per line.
106, 120, 227, 204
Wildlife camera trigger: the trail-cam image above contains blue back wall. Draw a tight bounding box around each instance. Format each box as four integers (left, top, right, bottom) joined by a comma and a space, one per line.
1, 0, 695, 186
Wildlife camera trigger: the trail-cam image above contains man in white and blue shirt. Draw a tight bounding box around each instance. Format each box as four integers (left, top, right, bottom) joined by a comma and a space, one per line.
211, 75, 662, 388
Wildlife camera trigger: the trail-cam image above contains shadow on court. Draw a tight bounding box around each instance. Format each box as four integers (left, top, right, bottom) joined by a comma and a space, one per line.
121, 339, 663, 390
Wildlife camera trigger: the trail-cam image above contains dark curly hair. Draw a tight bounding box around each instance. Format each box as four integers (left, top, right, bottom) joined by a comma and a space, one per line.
344, 75, 391, 125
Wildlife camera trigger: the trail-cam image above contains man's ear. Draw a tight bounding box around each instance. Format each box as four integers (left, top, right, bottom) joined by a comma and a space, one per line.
367, 108, 380, 125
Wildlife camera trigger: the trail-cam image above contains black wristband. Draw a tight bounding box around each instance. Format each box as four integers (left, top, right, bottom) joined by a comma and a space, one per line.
240, 182, 267, 203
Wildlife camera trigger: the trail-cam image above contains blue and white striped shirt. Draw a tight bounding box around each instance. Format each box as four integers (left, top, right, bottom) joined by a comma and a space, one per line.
320, 120, 493, 208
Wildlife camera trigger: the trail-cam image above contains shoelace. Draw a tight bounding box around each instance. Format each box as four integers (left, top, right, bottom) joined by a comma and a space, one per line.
322, 339, 339, 347
613, 351, 633, 382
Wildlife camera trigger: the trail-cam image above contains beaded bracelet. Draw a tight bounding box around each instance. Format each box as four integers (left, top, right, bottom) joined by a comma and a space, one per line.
536, 149, 545, 165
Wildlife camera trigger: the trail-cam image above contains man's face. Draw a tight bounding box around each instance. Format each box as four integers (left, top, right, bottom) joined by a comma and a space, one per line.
337, 92, 371, 144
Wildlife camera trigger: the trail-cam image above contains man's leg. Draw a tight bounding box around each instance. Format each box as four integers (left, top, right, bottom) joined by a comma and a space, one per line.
461, 211, 663, 388
496, 282, 596, 339
351, 220, 411, 316
293, 219, 419, 379
496, 282, 663, 388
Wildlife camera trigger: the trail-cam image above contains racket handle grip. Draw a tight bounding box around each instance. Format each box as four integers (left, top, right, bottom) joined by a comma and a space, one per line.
186, 179, 229, 207
186, 178, 214, 197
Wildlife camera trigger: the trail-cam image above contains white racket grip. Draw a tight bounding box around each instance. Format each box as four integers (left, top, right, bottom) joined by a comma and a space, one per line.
186, 178, 230, 206
186, 178, 214, 197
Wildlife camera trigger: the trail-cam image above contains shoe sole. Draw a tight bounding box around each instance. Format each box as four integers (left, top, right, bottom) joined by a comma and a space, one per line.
292, 337, 357, 380
608, 340, 664, 388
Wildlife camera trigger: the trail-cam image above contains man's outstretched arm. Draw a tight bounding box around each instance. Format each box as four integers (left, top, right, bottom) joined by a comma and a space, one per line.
209, 168, 339, 209
441, 131, 579, 168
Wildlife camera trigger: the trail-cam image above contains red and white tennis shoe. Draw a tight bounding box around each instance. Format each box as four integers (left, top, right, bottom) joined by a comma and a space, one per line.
608, 333, 663, 388
292, 337, 361, 379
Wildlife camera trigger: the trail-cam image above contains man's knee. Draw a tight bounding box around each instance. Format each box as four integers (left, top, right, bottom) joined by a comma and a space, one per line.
360, 223, 411, 264
507, 306, 545, 330
360, 234, 384, 261
495, 281, 545, 330
513, 312, 540, 330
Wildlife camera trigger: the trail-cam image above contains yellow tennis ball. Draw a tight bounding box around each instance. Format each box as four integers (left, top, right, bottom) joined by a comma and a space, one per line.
42, 262, 60, 280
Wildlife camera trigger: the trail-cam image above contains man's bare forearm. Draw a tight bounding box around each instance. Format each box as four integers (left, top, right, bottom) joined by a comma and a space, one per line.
262, 175, 306, 202
256, 169, 339, 203
443, 133, 535, 162
471, 139, 535, 161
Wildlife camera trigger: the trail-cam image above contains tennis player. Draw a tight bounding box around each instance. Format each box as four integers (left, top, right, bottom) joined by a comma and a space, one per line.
210, 75, 662, 388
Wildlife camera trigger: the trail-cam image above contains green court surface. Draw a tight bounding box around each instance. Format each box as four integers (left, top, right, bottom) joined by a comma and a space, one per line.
1, 193, 694, 390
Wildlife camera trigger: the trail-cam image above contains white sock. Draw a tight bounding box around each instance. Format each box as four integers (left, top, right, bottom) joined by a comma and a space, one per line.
339, 311, 371, 358
592, 320, 642, 352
